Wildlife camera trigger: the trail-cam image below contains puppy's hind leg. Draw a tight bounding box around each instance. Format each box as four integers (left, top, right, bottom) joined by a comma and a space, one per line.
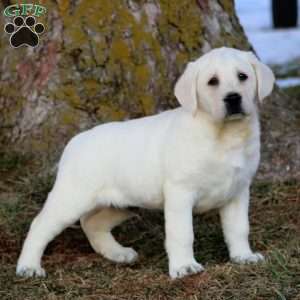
16, 183, 96, 277
80, 207, 138, 264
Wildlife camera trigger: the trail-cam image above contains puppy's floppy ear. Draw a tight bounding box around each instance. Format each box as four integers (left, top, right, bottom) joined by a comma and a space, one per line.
244, 51, 275, 102
174, 62, 199, 114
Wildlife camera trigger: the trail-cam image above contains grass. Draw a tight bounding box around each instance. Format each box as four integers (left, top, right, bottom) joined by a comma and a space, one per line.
272, 57, 300, 101
281, 85, 300, 100
0, 152, 299, 300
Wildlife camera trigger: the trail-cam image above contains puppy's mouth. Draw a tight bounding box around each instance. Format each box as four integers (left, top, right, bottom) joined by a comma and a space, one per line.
225, 111, 246, 121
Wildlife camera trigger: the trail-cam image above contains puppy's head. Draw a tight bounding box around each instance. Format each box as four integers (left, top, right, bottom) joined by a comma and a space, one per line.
174, 47, 275, 121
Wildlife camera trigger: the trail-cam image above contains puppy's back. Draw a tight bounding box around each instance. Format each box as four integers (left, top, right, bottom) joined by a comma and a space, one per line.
56, 108, 180, 202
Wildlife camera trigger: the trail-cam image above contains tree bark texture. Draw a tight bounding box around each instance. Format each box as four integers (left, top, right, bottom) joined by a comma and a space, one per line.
0, 0, 299, 179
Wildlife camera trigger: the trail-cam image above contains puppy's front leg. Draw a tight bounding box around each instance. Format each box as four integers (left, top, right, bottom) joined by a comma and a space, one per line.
220, 187, 264, 263
164, 183, 204, 279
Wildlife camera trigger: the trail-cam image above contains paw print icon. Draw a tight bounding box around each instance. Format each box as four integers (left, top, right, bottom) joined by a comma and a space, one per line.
4, 16, 45, 48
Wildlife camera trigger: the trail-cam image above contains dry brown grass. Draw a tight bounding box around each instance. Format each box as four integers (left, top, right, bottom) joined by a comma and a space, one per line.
0, 150, 299, 300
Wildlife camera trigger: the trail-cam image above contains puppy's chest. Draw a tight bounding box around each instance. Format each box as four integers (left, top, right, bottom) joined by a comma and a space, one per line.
194, 142, 257, 212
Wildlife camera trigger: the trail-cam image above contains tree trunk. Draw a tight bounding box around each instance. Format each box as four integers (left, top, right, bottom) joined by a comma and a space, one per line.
0, 0, 299, 179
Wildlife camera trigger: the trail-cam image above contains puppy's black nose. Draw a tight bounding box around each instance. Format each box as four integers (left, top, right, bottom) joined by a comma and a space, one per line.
224, 92, 242, 115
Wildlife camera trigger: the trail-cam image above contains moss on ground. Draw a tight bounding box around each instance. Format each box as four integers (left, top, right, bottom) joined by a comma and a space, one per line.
0, 153, 299, 299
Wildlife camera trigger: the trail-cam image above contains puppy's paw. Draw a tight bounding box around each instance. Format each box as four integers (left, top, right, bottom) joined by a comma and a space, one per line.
231, 252, 264, 264
169, 261, 204, 279
102, 247, 138, 264
16, 265, 46, 278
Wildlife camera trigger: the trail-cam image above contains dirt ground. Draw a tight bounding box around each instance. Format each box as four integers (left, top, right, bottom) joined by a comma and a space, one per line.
0, 155, 299, 299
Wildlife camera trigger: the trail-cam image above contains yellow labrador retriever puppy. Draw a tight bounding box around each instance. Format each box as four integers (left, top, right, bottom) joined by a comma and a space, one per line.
17, 47, 275, 279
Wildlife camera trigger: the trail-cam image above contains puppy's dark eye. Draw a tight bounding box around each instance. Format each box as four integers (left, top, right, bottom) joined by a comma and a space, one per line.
208, 76, 219, 86
238, 72, 248, 81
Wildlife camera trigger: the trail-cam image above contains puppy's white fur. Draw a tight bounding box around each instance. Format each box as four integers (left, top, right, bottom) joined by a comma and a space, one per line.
16, 47, 275, 279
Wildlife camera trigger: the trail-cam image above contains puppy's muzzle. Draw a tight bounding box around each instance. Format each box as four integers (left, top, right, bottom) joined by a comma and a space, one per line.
224, 92, 244, 117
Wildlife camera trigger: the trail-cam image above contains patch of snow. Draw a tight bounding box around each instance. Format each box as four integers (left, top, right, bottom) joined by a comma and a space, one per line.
235, 0, 272, 31
276, 77, 300, 88
235, 0, 300, 65
248, 30, 300, 65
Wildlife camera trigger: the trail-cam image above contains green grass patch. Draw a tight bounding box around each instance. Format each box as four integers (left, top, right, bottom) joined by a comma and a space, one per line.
282, 85, 300, 100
